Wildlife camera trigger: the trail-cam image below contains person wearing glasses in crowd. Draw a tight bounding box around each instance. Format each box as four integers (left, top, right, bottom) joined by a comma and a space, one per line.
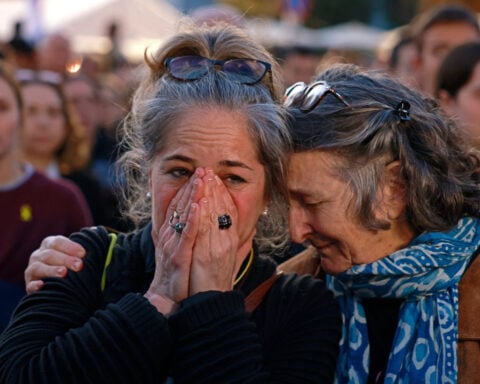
0, 23, 341, 383
0, 63, 92, 332
281, 64, 480, 383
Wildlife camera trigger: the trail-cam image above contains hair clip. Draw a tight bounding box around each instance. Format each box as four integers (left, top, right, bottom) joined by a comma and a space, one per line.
394, 100, 411, 122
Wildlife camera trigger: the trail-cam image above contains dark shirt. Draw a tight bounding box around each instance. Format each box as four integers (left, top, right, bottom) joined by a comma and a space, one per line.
363, 298, 403, 384
0, 225, 341, 383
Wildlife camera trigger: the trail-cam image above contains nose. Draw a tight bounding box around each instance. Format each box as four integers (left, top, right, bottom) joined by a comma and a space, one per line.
288, 204, 311, 244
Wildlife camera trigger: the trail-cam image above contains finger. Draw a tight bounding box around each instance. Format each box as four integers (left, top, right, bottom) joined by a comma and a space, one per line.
177, 169, 201, 226
30, 248, 84, 272
26, 280, 44, 295
162, 171, 201, 238
213, 175, 238, 230
24, 261, 68, 287
33, 236, 85, 264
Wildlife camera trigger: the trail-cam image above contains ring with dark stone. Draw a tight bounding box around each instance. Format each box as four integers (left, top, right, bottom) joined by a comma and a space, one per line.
218, 214, 232, 230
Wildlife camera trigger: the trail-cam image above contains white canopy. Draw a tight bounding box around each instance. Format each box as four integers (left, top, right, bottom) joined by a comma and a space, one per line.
0, 0, 183, 61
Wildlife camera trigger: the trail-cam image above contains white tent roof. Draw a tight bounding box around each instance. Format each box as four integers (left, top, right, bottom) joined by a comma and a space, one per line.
246, 19, 386, 51
0, 0, 183, 61
59, 0, 183, 60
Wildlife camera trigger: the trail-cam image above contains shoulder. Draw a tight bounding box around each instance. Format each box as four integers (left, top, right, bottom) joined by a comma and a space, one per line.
272, 272, 335, 307
258, 271, 340, 328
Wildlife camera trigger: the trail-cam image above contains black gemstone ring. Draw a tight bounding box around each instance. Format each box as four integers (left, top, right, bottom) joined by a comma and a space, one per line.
218, 214, 232, 230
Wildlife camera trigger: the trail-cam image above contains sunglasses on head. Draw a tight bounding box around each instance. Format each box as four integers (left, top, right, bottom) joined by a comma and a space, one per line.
283, 80, 349, 112
164, 55, 271, 85
15, 69, 62, 85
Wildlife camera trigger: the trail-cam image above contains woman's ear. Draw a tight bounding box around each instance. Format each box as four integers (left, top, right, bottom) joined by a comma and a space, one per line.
383, 161, 407, 221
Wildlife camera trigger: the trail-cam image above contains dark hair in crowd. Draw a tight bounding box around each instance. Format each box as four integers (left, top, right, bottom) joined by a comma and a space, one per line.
436, 41, 480, 98
288, 64, 480, 234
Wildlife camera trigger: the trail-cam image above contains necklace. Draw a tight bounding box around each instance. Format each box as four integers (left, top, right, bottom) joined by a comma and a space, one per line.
233, 248, 254, 286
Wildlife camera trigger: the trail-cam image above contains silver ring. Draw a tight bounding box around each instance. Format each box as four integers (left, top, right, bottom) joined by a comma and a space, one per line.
218, 214, 232, 230
170, 222, 185, 234
169, 211, 180, 226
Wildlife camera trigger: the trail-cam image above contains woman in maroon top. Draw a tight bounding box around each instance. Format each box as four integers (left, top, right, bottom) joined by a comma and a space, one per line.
0, 62, 92, 331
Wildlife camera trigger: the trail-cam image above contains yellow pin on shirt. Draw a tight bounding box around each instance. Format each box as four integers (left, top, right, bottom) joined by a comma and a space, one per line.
20, 204, 32, 222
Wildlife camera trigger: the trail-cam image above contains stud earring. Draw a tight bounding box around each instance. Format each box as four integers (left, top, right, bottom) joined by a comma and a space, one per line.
146, 192, 151, 200
263, 207, 268, 216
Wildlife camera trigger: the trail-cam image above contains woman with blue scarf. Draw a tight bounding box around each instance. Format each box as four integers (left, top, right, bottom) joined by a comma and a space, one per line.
283, 63, 480, 383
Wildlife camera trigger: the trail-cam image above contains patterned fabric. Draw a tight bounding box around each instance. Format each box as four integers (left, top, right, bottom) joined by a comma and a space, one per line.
328, 217, 480, 384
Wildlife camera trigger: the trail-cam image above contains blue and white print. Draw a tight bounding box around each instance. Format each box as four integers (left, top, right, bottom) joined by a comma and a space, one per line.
328, 217, 480, 383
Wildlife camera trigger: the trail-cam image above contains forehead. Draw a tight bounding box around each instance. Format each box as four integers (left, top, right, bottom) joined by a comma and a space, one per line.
21, 83, 61, 104
423, 21, 479, 47
161, 106, 259, 160
288, 151, 340, 188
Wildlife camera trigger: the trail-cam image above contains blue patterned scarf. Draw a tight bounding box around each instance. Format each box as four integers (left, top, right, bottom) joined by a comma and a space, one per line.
327, 217, 480, 384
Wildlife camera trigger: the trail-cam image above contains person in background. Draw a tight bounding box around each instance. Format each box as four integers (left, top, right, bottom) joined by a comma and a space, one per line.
411, 3, 480, 96
282, 63, 480, 383
0, 23, 341, 383
16, 69, 113, 227
64, 72, 132, 231
0, 63, 92, 332
35, 32, 72, 76
278, 45, 320, 88
387, 28, 418, 88
436, 41, 480, 149
6, 21, 36, 70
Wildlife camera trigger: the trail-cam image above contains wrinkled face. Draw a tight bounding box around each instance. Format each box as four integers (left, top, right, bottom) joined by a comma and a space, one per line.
21, 83, 67, 159
418, 21, 480, 95
450, 62, 480, 146
287, 151, 412, 275
149, 106, 267, 254
0, 77, 20, 159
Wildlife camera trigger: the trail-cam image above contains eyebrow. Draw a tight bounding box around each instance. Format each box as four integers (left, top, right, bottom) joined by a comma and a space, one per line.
164, 155, 254, 171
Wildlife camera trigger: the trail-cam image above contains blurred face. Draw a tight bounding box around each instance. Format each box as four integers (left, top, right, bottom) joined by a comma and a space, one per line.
393, 42, 419, 87
64, 79, 99, 144
417, 22, 479, 95
445, 62, 480, 146
149, 106, 267, 253
0, 77, 20, 158
281, 52, 319, 87
21, 83, 66, 159
288, 151, 413, 275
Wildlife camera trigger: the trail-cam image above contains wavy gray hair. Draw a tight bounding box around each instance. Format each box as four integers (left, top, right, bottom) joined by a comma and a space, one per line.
288, 64, 480, 233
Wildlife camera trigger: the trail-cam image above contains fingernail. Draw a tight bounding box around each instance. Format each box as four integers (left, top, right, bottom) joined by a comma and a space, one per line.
57, 267, 66, 276
73, 260, 82, 271
214, 175, 221, 185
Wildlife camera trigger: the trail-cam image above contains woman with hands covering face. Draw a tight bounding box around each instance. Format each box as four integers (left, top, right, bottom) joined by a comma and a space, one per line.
0, 23, 341, 384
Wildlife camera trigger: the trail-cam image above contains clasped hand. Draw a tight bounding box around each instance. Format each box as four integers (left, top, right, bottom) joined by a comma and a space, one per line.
144, 167, 250, 315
